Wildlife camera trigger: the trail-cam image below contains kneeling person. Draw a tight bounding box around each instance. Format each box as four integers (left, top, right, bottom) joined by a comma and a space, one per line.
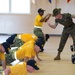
6, 39, 43, 64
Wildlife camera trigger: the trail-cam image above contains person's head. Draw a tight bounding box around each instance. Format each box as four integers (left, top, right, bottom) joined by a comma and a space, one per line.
34, 38, 45, 53
38, 8, 45, 16
27, 59, 39, 72
1, 42, 10, 54
52, 8, 62, 19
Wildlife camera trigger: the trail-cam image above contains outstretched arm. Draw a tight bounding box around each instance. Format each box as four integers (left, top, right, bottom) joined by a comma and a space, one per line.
48, 23, 57, 29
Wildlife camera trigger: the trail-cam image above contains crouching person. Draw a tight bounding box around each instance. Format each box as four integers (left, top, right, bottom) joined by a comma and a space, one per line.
5, 33, 38, 64
3, 59, 39, 75
6, 39, 44, 64
6, 33, 38, 47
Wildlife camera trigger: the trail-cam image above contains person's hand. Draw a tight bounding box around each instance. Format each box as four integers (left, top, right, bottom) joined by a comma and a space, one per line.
37, 57, 42, 61
47, 13, 52, 17
47, 22, 56, 29
44, 14, 51, 22
48, 14, 52, 16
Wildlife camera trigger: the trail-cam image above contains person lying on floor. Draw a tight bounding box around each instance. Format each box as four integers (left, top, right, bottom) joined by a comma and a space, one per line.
3, 59, 39, 75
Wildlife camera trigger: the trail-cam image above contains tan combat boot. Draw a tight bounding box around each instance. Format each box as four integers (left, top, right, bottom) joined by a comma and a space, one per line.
54, 52, 61, 60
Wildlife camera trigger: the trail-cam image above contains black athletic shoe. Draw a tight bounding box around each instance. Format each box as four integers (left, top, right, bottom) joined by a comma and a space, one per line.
70, 45, 73, 52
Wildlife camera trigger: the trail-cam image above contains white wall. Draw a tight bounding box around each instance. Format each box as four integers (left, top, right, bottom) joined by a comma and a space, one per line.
0, 0, 37, 34
0, 0, 75, 35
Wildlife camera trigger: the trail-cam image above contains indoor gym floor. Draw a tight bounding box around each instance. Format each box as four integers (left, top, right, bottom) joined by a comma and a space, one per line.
0, 35, 75, 75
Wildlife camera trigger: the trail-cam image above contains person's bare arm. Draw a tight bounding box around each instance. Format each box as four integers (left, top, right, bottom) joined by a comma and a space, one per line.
31, 56, 35, 60
44, 14, 52, 22
48, 23, 57, 29
4, 67, 11, 75
36, 53, 42, 61
24, 57, 29, 63
40, 14, 51, 22
1, 60, 6, 70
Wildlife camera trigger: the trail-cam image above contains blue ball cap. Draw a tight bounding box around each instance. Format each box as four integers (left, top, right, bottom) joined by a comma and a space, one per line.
35, 38, 44, 51
27, 60, 39, 70
6, 34, 17, 45
38, 8, 45, 13
1, 42, 10, 54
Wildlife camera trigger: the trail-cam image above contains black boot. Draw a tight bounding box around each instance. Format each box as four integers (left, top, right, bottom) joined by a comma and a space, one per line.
70, 45, 74, 52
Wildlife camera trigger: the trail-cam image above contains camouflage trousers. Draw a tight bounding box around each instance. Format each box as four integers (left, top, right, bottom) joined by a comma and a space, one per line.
5, 48, 18, 64
34, 28, 47, 52
10, 37, 25, 47
34, 28, 44, 38
58, 24, 75, 52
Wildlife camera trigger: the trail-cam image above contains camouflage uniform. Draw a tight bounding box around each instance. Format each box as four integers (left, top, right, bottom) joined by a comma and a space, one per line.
13, 37, 24, 47
5, 48, 18, 64
55, 13, 75, 52
34, 28, 44, 38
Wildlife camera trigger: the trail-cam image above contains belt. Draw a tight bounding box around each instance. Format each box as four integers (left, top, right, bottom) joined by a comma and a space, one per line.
34, 26, 42, 28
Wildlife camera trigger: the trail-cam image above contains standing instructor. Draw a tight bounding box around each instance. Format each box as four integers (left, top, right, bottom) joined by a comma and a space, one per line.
48, 8, 75, 60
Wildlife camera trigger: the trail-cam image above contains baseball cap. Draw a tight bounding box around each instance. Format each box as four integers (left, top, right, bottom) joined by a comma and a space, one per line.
35, 38, 44, 50
1, 42, 10, 54
38, 8, 45, 13
6, 34, 17, 45
27, 60, 39, 70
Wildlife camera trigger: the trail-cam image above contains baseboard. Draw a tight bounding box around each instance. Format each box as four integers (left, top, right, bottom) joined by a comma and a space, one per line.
49, 34, 61, 36
0, 33, 62, 36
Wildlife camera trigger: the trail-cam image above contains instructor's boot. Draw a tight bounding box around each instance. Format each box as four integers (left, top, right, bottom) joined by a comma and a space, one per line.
54, 52, 61, 60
